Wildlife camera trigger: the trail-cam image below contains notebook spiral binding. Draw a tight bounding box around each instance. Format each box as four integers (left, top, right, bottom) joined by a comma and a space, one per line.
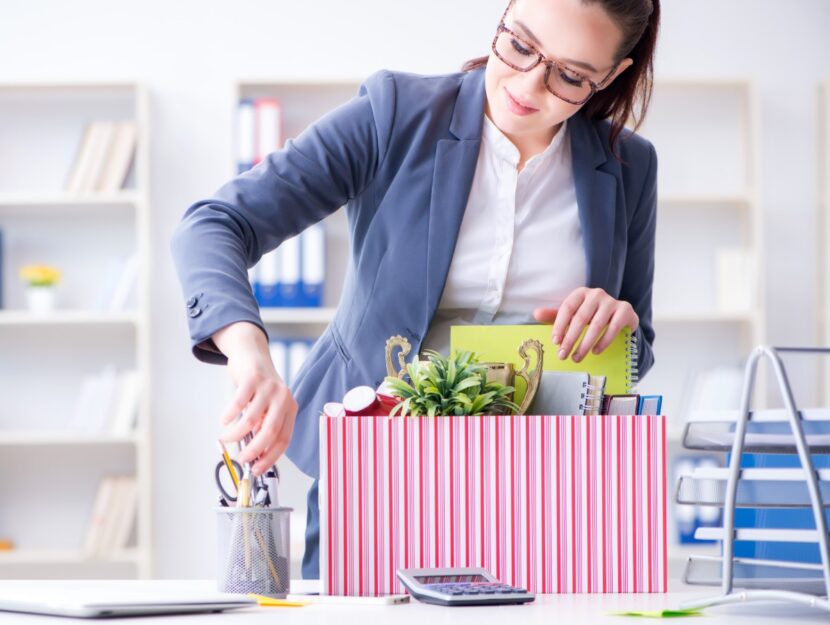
577, 380, 588, 413
584, 379, 603, 414
624, 329, 639, 394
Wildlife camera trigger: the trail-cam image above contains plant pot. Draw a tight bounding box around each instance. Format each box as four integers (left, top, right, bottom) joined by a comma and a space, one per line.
26, 286, 56, 315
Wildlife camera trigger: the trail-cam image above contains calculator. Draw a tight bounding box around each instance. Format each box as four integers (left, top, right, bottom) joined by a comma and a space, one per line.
396, 567, 535, 606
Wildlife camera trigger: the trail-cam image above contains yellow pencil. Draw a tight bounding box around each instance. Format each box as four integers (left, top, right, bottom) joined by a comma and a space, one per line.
248, 594, 308, 608
217, 440, 240, 490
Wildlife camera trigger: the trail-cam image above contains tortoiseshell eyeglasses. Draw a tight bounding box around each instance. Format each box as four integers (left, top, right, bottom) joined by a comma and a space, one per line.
491, 1, 619, 105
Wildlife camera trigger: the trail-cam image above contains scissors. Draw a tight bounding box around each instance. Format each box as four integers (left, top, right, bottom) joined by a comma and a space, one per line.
215, 456, 244, 504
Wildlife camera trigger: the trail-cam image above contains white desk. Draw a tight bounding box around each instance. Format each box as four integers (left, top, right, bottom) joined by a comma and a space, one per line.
0, 580, 827, 624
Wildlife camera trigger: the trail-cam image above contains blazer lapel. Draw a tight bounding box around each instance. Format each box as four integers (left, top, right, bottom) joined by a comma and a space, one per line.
423, 70, 485, 332
569, 112, 617, 291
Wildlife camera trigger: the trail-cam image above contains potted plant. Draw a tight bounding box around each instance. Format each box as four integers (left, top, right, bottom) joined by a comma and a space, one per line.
19, 264, 61, 314
383, 349, 520, 417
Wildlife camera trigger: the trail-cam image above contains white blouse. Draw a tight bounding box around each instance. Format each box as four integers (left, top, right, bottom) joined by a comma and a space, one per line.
421, 113, 587, 355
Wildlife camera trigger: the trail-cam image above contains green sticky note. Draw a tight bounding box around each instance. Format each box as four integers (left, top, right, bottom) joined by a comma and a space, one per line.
610, 608, 704, 618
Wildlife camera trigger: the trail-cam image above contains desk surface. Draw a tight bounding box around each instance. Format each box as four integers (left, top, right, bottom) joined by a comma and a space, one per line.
0, 579, 827, 624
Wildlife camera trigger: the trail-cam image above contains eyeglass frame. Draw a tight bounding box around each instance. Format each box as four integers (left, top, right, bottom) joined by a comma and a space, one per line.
491, 1, 620, 105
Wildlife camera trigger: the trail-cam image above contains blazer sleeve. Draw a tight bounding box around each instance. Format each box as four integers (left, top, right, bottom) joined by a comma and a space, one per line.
620, 142, 657, 378
170, 70, 396, 364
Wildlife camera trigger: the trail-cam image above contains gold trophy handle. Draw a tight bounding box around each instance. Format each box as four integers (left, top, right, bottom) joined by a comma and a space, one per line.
516, 339, 544, 415
385, 335, 411, 379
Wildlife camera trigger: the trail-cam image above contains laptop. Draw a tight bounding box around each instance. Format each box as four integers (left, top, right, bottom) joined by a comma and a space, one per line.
0, 580, 257, 618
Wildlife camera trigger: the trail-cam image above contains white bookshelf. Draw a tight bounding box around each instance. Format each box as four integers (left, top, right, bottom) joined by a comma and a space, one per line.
635, 80, 763, 567
0, 83, 152, 579
820, 80, 830, 406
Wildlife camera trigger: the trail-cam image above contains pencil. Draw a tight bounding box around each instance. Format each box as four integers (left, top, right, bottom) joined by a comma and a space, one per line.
217, 440, 240, 490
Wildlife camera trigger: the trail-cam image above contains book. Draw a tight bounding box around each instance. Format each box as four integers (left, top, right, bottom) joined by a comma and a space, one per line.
602, 394, 641, 416
65, 122, 100, 195
255, 248, 280, 307
237, 99, 256, 173
277, 235, 301, 306
82, 477, 116, 555
300, 224, 325, 307
108, 370, 141, 436
450, 324, 638, 405
96, 121, 136, 193
638, 395, 663, 415
288, 341, 311, 387
527, 371, 589, 416
105, 476, 138, 553
268, 339, 312, 386
80, 121, 115, 194
254, 98, 283, 165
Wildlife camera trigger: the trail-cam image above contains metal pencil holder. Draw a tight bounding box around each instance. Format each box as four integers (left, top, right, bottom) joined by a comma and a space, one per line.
216, 507, 292, 596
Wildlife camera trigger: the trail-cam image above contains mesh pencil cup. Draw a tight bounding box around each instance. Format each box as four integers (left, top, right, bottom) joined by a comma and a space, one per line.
216, 507, 292, 596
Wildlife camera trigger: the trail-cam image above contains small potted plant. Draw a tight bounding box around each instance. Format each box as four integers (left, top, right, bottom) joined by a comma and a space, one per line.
383, 349, 520, 417
19, 264, 61, 314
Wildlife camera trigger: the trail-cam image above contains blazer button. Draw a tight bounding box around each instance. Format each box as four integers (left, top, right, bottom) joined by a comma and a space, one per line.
188, 307, 202, 318
186, 296, 198, 308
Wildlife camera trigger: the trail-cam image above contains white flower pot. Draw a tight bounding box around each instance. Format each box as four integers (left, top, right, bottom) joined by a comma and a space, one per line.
26, 286, 56, 315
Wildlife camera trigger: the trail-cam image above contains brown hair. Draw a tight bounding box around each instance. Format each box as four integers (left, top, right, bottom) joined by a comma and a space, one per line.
463, 0, 660, 156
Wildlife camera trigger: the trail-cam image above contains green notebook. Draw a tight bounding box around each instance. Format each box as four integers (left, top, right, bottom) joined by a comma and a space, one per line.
450, 324, 637, 405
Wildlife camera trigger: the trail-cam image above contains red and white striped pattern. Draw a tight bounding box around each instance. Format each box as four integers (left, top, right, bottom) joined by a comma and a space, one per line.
319, 414, 666, 596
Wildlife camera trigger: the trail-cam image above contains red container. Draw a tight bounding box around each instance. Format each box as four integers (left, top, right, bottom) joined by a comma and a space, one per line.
342, 385, 380, 416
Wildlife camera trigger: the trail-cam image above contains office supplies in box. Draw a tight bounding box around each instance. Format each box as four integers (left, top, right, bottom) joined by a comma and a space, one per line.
319, 330, 667, 596
320, 413, 667, 596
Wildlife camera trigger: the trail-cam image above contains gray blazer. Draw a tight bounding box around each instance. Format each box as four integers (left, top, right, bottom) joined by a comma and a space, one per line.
170, 67, 658, 479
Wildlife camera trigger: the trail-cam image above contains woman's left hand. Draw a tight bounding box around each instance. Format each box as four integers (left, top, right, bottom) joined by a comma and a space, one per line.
533, 287, 639, 363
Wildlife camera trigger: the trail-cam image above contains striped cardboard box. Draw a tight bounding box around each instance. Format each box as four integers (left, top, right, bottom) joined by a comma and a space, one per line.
320, 414, 666, 595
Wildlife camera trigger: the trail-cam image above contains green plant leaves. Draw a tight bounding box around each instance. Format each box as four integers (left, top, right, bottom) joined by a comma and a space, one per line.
383, 349, 520, 418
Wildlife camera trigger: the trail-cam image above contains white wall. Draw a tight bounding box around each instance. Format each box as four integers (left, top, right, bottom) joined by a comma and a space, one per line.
1, 0, 828, 578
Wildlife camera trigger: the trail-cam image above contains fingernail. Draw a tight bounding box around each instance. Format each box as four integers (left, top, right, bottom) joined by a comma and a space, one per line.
573, 353, 582, 363
558, 349, 566, 360
552, 335, 560, 345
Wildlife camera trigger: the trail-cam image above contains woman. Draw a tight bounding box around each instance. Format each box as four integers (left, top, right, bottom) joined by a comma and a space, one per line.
171, 0, 660, 579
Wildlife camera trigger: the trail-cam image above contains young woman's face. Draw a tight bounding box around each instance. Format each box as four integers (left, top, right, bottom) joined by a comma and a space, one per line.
484, 0, 633, 145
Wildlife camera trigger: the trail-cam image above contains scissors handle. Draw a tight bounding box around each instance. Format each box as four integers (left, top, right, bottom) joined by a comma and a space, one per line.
215, 459, 243, 502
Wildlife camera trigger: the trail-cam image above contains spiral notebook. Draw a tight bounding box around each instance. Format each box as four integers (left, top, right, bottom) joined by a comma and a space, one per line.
526, 371, 609, 416
450, 324, 637, 406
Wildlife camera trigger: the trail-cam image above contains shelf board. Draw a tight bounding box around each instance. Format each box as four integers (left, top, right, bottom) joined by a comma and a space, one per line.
653, 311, 758, 323
260, 307, 336, 324
0, 191, 140, 210
0, 548, 140, 565
0, 310, 139, 326
0, 430, 139, 446
658, 193, 753, 206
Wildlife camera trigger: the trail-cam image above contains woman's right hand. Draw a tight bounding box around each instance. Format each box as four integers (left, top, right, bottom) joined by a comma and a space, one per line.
212, 321, 298, 476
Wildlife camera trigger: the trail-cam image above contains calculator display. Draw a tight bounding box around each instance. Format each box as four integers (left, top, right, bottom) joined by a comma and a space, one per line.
414, 574, 489, 584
